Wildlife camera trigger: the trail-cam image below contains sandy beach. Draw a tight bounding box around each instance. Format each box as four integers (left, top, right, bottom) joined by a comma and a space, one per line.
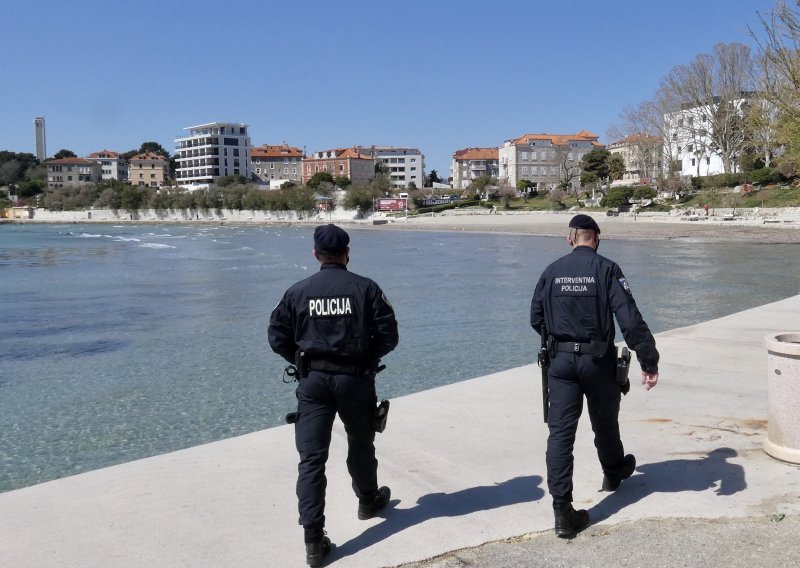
5, 207, 800, 244
370, 210, 800, 244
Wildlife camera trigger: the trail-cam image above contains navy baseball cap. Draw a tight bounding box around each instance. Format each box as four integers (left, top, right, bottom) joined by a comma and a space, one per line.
569, 214, 601, 234
313, 224, 350, 253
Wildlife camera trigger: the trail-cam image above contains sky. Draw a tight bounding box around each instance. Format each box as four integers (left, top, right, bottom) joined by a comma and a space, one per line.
0, 0, 781, 177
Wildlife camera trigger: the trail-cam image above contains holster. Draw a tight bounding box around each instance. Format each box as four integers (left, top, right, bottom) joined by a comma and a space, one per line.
374, 399, 390, 433
616, 347, 631, 385
295, 350, 308, 378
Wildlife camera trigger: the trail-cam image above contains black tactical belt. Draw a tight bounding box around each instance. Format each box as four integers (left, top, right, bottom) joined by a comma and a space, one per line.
306, 359, 363, 376
556, 341, 596, 354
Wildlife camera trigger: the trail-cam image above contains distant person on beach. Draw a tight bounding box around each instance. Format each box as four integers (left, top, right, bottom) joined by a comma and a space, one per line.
268, 224, 399, 567
530, 214, 660, 538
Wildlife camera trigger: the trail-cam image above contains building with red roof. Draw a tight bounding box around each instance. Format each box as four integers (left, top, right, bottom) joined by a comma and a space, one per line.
129, 152, 170, 188
251, 144, 304, 188
302, 148, 374, 186
498, 130, 604, 192
450, 148, 499, 190
45, 157, 102, 189
87, 150, 129, 182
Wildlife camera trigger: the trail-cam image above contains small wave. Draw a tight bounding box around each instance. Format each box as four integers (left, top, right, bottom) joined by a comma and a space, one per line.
139, 243, 176, 249
78, 233, 104, 238
114, 237, 141, 242
241, 246, 254, 251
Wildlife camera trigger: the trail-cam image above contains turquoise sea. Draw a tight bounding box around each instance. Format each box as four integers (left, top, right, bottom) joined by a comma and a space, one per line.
1, 222, 799, 492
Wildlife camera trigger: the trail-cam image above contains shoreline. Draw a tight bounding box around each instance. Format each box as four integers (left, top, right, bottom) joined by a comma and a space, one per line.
4, 208, 800, 243
370, 211, 800, 243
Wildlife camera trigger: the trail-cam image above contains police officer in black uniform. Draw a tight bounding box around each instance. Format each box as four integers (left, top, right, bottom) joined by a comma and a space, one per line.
530, 214, 659, 538
268, 224, 399, 566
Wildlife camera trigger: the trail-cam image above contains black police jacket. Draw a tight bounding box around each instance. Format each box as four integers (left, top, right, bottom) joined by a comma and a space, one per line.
268, 263, 399, 366
530, 246, 659, 373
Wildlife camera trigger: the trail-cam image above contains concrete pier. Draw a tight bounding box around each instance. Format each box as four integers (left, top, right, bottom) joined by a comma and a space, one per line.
1, 296, 799, 567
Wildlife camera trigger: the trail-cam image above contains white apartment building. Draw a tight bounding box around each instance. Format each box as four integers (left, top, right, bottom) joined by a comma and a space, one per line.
175, 122, 251, 188
664, 97, 750, 177
354, 146, 425, 188
450, 148, 499, 190
499, 130, 602, 192
87, 150, 129, 181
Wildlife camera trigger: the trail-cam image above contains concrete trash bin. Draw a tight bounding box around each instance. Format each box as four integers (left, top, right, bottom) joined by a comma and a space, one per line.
764, 332, 800, 464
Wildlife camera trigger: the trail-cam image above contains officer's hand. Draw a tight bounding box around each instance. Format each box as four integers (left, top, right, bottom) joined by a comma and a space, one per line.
642, 371, 658, 391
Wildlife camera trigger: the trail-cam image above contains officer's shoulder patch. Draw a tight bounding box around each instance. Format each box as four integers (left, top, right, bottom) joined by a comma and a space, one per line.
618, 277, 631, 294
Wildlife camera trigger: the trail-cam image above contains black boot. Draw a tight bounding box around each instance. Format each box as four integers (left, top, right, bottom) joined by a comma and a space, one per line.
602, 454, 636, 491
553, 503, 590, 538
305, 535, 331, 567
358, 486, 391, 520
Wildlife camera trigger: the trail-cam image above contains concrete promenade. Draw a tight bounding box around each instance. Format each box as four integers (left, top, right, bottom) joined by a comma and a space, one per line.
1, 296, 799, 567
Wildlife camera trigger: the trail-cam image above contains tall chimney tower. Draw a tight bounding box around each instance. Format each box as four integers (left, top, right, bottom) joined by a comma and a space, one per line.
34, 117, 47, 161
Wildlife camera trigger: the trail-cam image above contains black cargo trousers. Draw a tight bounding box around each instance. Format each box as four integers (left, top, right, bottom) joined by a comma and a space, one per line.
294, 370, 378, 532
546, 349, 628, 505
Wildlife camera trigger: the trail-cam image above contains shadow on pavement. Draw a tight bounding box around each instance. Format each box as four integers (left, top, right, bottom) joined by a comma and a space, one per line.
332, 474, 545, 561
589, 447, 746, 523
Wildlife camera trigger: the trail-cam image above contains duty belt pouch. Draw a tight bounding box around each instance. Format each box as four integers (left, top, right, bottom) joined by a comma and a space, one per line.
374, 399, 390, 433
615, 347, 631, 385
589, 339, 609, 359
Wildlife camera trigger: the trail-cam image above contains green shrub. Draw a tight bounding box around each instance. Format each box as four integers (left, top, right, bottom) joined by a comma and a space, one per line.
750, 167, 785, 186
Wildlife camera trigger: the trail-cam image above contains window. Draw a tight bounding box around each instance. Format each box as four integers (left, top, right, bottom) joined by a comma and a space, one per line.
223, 137, 239, 146
292, 168, 296, 174
284, 168, 288, 174
284, 158, 288, 164
410, 158, 416, 163
256, 168, 261, 174
233, 149, 240, 157
706, 157, 710, 165
691, 158, 696, 166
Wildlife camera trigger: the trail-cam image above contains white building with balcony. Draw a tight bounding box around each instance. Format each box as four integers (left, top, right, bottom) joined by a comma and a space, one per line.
354, 146, 425, 188
664, 98, 749, 178
87, 150, 128, 181
175, 122, 251, 189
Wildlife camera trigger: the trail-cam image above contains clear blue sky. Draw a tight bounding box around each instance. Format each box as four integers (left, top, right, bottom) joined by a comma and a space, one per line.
0, 0, 778, 177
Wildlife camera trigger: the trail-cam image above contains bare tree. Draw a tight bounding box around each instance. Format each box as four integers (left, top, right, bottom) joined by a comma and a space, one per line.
616, 92, 681, 180
660, 43, 756, 174
750, 1, 800, 173
553, 145, 581, 195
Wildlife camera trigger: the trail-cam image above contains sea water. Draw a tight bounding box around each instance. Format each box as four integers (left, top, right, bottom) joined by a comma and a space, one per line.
1, 223, 799, 492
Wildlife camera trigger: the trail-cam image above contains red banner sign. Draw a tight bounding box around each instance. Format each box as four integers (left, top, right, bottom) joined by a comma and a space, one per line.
376, 198, 407, 211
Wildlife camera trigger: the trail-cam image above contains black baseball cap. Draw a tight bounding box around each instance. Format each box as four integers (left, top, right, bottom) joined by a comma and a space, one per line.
569, 214, 601, 234
313, 224, 350, 253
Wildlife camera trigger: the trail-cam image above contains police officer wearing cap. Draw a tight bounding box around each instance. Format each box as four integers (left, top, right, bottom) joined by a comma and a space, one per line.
268, 224, 398, 566
530, 214, 659, 538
